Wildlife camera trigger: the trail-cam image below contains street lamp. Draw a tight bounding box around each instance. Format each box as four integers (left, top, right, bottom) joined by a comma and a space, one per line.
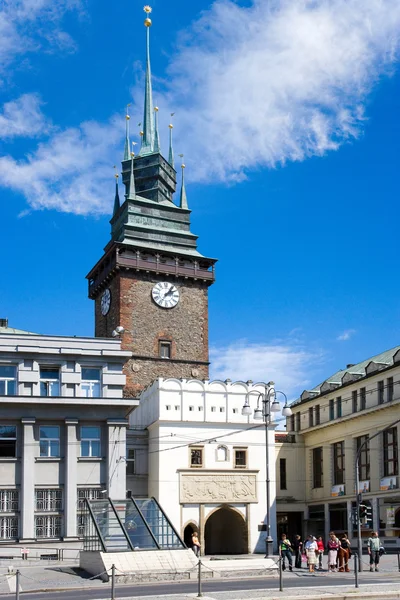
242, 382, 292, 557
355, 417, 400, 571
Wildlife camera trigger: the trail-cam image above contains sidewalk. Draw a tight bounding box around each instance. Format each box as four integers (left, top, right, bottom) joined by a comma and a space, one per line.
0, 553, 398, 597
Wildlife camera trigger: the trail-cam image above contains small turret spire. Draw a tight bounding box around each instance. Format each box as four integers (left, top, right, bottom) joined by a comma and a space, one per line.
168, 113, 175, 168
179, 155, 188, 210
153, 106, 160, 153
123, 104, 131, 161
139, 6, 155, 156
112, 168, 120, 216
128, 144, 136, 200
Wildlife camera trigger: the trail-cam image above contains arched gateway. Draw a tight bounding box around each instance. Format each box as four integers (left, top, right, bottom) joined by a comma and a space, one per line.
204, 506, 248, 554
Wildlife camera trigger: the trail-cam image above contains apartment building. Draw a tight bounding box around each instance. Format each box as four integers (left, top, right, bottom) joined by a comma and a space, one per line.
281, 345, 400, 550
0, 322, 135, 543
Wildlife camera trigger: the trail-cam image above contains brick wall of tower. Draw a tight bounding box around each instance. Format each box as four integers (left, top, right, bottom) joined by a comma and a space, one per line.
120, 272, 210, 397
94, 270, 210, 397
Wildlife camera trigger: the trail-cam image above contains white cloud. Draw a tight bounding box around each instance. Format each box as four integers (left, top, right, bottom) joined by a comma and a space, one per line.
210, 340, 325, 400
0, 118, 122, 215
2, 0, 400, 215
337, 329, 356, 341
0, 0, 81, 69
0, 94, 49, 139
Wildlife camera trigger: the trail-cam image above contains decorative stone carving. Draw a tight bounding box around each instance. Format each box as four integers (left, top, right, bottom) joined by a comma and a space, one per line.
180, 473, 257, 504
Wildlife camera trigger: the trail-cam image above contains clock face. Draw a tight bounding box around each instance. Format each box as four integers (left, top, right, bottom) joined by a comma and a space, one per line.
101, 288, 111, 316
152, 282, 180, 309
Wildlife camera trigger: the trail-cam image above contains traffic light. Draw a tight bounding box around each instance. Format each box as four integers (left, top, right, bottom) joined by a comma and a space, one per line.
359, 504, 368, 520
366, 505, 373, 523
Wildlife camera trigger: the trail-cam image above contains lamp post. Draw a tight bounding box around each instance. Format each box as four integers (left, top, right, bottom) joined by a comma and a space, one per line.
355, 417, 400, 571
242, 382, 292, 557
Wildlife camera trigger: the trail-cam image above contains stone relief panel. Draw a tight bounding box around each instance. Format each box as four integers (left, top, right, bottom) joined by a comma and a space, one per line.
180, 473, 257, 504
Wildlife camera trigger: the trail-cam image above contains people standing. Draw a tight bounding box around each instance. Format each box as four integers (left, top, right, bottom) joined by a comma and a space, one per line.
279, 533, 293, 571
191, 531, 201, 556
327, 531, 340, 572
338, 533, 351, 572
293, 534, 303, 569
304, 535, 318, 573
367, 531, 381, 572
316, 536, 325, 570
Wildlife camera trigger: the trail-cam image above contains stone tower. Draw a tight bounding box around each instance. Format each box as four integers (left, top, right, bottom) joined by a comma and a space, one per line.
86, 7, 216, 397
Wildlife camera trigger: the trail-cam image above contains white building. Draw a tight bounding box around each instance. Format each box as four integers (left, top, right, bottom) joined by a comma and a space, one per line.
128, 378, 280, 554
0, 321, 135, 543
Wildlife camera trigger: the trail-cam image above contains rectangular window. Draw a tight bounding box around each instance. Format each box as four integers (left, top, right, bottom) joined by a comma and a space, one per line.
329, 399, 335, 421
383, 428, 398, 477
81, 368, 101, 398
0, 366, 16, 396
35, 489, 63, 511
356, 435, 370, 481
352, 390, 358, 413
39, 367, 60, 397
308, 407, 314, 428
220, 407, 225, 413
35, 515, 62, 539
159, 341, 171, 359
77, 488, 103, 510
333, 441, 345, 485
234, 448, 247, 468
378, 380, 384, 404
312, 447, 323, 488
0, 490, 19, 512
296, 412, 301, 432
126, 449, 135, 475
387, 377, 394, 402
315, 405, 320, 426
336, 397, 342, 418
280, 458, 287, 490
360, 387, 366, 411
211, 407, 216, 412
81, 426, 101, 457
189, 406, 194, 411
39, 426, 60, 458
190, 447, 203, 468
0, 426, 17, 458
290, 414, 295, 432
0, 516, 18, 540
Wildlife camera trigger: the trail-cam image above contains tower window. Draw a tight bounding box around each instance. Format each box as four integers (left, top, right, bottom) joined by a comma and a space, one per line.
159, 341, 171, 359
190, 447, 203, 468
234, 448, 247, 468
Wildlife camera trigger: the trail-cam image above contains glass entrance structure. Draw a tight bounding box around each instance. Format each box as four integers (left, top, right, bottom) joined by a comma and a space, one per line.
83, 497, 186, 552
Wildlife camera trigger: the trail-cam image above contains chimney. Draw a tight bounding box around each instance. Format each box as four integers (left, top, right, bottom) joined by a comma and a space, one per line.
0, 318, 8, 328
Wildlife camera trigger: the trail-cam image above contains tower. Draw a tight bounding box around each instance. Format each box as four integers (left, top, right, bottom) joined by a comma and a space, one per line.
86, 7, 216, 397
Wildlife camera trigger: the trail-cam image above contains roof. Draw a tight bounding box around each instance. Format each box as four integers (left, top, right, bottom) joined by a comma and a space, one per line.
293, 344, 400, 406
0, 326, 38, 335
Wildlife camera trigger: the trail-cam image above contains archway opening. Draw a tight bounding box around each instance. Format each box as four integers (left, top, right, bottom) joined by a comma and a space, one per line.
183, 523, 196, 549
204, 506, 248, 555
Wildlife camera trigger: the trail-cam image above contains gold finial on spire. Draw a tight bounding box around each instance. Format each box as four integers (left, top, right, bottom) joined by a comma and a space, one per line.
178, 153, 185, 169
154, 106, 159, 112
113, 165, 119, 179
144, 5, 152, 27
131, 141, 137, 158
126, 103, 131, 120
169, 112, 175, 129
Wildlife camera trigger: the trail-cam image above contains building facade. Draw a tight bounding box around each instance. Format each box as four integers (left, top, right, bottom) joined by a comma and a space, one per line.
128, 378, 278, 554
0, 324, 135, 543
280, 346, 400, 550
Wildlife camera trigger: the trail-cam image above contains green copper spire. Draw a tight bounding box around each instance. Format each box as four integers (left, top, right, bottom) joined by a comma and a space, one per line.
113, 173, 121, 216
139, 6, 155, 156
127, 149, 136, 200
153, 106, 160, 153
179, 158, 188, 210
168, 118, 174, 168
123, 104, 131, 161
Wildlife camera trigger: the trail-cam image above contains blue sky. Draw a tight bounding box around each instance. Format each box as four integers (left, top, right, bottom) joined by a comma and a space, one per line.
1, 0, 400, 400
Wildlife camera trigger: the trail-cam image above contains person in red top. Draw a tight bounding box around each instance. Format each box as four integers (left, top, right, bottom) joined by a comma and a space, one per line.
316, 536, 325, 570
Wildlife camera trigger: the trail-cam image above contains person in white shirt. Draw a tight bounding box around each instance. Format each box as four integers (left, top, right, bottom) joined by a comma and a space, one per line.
304, 535, 318, 573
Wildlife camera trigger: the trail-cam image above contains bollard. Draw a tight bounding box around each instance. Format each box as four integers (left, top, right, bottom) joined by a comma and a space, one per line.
197, 559, 203, 597
111, 564, 116, 600
397, 551, 400, 572
354, 553, 359, 589
279, 556, 283, 593
15, 570, 20, 600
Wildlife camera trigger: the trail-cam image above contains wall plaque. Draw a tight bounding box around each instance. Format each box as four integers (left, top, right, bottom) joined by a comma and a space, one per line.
180, 472, 257, 504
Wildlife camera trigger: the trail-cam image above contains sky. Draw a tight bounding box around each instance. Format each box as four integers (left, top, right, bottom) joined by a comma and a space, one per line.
1, 0, 400, 401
